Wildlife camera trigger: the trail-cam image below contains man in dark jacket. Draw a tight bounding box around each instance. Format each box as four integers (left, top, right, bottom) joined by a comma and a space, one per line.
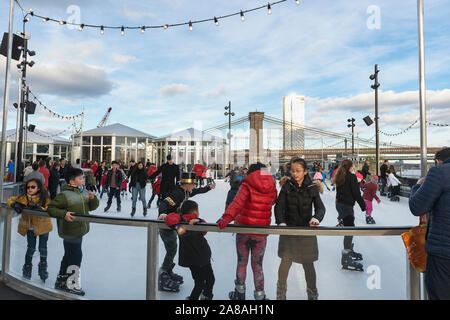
361, 162, 371, 180
409, 147, 450, 300
104, 161, 124, 212
224, 167, 241, 208
380, 160, 389, 195
157, 172, 215, 293
94, 161, 107, 192
149, 155, 180, 198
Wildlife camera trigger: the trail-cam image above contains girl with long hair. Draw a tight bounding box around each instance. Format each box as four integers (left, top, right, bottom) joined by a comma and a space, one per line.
275, 158, 325, 300
332, 159, 366, 271
7, 178, 52, 282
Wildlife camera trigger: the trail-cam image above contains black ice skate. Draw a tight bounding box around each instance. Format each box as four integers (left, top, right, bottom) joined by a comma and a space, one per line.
158, 271, 180, 292
229, 283, 246, 300
131, 207, 136, 217
54, 274, 85, 296
143, 208, 147, 217
307, 288, 319, 300
117, 205, 121, 212
168, 270, 184, 285
341, 250, 364, 272
22, 263, 32, 280
104, 205, 111, 212
349, 243, 363, 260
366, 215, 376, 224
38, 261, 48, 282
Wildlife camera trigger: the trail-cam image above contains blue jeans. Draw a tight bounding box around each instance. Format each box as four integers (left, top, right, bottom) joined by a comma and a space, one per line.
132, 184, 146, 209
26, 230, 49, 265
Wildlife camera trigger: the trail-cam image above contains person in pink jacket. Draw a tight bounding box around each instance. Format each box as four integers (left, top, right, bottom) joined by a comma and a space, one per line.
361, 175, 381, 224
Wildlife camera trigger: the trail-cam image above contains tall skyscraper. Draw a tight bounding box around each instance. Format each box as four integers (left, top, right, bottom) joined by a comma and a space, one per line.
283, 94, 305, 150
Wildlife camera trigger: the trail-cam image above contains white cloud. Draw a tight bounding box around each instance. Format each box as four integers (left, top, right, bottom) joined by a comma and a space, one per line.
159, 83, 190, 98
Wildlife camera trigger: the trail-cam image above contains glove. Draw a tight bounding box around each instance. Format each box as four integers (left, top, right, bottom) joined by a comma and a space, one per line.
217, 218, 228, 230
376, 198, 381, 204
12, 202, 25, 214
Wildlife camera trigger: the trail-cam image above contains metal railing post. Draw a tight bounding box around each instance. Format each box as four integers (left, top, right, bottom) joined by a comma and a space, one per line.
146, 223, 159, 300
1, 211, 12, 281
406, 253, 421, 300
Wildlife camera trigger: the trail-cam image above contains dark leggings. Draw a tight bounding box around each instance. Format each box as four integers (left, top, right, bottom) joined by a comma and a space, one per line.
343, 215, 355, 250
278, 259, 317, 291
235, 234, 267, 291
188, 263, 215, 300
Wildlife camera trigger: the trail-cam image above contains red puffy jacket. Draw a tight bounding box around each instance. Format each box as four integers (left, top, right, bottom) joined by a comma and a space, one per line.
147, 165, 157, 177
221, 170, 277, 237
193, 164, 204, 177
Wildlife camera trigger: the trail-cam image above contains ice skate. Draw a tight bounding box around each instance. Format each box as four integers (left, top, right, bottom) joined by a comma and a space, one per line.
168, 270, 184, 285
366, 215, 376, 224
229, 283, 245, 300
104, 204, 111, 212
143, 208, 147, 217
307, 288, 319, 300
341, 250, 364, 272
349, 243, 363, 260
254, 290, 269, 300
131, 207, 136, 217
158, 271, 180, 292
38, 261, 48, 282
22, 263, 32, 280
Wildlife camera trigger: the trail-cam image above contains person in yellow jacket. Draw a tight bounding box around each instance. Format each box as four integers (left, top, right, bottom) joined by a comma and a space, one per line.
7, 178, 52, 282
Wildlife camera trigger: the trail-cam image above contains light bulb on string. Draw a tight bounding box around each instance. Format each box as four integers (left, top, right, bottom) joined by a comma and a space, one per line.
268, 3, 272, 15
121, 26, 125, 36
189, 21, 193, 31
214, 17, 219, 26
29, 8, 33, 16
163, 24, 168, 29
100, 26, 104, 35
79, 24, 84, 31
240, 10, 245, 21
141, 26, 145, 34
42, 17, 49, 22
296, 0, 300, 5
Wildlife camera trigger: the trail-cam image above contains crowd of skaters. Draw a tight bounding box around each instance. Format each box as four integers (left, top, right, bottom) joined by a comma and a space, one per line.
4, 147, 450, 300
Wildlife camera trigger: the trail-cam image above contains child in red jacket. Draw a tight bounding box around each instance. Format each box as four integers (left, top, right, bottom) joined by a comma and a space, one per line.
361, 175, 381, 224
217, 162, 277, 300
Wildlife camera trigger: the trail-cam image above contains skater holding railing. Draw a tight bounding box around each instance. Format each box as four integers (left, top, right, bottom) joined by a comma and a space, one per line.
275, 158, 325, 300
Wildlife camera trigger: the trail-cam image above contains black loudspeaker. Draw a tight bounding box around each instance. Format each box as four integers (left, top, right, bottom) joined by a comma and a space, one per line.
363, 116, 374, 126
28, 124, 35, 132
26, 101, 36, 114
0, 33, 24, 61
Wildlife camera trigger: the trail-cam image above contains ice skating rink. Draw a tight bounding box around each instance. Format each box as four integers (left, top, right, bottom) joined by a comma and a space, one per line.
6, 179, 419, 300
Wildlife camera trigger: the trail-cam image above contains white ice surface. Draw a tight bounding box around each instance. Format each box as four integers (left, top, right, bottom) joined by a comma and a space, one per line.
6, 179, 420, 300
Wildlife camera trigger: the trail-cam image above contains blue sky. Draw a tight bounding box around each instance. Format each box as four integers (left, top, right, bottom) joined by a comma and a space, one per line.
1, 0, 449, 147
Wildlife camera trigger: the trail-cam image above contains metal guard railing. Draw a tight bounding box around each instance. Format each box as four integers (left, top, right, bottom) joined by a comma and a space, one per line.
0, 204, 423, 300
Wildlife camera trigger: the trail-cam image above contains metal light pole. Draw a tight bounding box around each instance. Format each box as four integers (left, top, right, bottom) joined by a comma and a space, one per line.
417, 0, 427, 177
0, 0, 15, 202
224, 101, 234, 171
370, 64, 380, 176
347, 118, 355, 159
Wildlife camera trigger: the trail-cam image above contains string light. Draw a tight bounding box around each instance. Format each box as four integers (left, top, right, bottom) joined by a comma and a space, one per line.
29, 1, 292, 35
28, 90, 83, 120
296, 0, 300, 5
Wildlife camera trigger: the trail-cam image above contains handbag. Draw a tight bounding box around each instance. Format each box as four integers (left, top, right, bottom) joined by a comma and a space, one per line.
401, 214, 428, 273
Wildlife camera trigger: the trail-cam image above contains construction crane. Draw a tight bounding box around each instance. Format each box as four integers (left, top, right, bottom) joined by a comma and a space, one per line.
97, 107, 112, 128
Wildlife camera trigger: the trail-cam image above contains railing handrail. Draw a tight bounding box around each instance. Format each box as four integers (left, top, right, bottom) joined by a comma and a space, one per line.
1, 203, 413, 236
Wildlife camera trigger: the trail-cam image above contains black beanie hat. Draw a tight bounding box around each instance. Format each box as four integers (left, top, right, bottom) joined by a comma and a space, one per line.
167, 154, 172, 161
248, 162, 266, 174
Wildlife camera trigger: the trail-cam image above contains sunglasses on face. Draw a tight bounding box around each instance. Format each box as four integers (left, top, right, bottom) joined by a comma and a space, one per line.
26, 185, 37, 190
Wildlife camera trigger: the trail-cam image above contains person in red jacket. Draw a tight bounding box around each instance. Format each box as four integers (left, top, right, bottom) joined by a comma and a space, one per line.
147, 163, 157, 178
217, 162, 277, 300
38, 160, 50, 188
361, 175, 381, 224
193, 161, 204, 187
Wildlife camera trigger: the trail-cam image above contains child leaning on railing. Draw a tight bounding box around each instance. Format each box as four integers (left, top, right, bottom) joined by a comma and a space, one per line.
7, 178, 52, 282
